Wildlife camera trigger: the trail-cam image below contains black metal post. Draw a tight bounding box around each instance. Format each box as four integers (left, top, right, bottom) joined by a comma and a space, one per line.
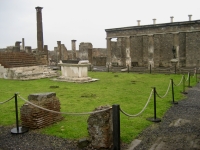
188, 72, 192, 88
182, 75, 188, 94
196, 69, 198, 83
112, 105, 120, 150
127, 65, 129, 73
175, 64, 176, 74
11, 93, 29, 134
150, 64, 152, 74
147, 87, 161, 122
171, 79, 178, 104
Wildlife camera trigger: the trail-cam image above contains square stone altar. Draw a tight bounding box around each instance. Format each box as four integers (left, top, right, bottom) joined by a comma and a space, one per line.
53, 61, 98, 83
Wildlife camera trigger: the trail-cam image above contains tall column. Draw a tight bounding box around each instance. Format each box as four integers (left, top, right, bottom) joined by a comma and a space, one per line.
106, 38, 112, 66
126, 36, 131, 67
57, 41, 61, 62
71, 40, 76, 60
35, 6, 44, 52
22, 38, 25, 51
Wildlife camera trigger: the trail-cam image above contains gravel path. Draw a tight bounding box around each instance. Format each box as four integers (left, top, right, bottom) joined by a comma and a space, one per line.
132, 82, 200, 150
1, 83, 200, 150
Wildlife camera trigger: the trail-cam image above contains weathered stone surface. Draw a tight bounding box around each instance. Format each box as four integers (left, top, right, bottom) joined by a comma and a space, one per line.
77, 138, 90, 148
28, 92, 56, 101
87, 106, 112, 149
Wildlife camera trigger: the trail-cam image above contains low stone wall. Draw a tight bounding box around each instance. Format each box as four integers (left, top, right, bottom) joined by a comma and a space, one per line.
0, 65, 58, 80
20, 92, 63, 129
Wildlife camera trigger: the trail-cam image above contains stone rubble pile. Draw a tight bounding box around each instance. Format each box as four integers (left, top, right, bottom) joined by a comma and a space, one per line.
20, 92, 63, 129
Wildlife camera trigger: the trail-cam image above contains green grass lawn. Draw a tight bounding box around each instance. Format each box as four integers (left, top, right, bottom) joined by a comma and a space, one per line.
0, 72, 197, 143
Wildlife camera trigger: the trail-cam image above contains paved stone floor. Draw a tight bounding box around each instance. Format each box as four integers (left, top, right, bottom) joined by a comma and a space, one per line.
128, 83, 200, 150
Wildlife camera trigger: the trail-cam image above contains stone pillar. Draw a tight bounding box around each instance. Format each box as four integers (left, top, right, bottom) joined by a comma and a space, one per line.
148, 35, 154, 68
170, 16, 174, 23
25, 46, 32, 53
71, 40, 76, 60
44, 45, 49, 65
106, 38, 112, 66
126, 36, 131, 67
22, 38, 25, 51
137, 20, 141, 26
13, 41, 21, 52
88, 48, 93, 64
173, 33, 180, 66
57, 41, 61, 61
54, 47, 58, 65
35, 6, 44, 52
188, 15, 192, 21
153, 19, 156, 24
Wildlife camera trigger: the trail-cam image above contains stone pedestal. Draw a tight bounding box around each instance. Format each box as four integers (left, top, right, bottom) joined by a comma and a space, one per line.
54, 63, 98, 83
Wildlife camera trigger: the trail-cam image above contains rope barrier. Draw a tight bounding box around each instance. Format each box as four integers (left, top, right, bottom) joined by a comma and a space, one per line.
120, 89, 153, 117
0, 95, 15, 104
173, 75, 184, 86
18, 95, 111, 115
185, 72, 189, 81
156, 80, 171, 99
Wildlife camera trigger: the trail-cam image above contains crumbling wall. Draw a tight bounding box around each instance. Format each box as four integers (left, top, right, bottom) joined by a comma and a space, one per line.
79, 42, 93, 60
0, 65, 58, 80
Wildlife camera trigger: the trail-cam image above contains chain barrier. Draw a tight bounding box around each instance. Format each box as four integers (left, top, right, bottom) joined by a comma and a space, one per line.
156, 80, 171, 99
173, 75, 184, 86
18, 95, 111, 115
120, 89, 153, 117
0, 95, 15, 104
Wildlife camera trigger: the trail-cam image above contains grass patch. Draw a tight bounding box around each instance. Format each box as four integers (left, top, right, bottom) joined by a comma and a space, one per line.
0, 72, 197, 143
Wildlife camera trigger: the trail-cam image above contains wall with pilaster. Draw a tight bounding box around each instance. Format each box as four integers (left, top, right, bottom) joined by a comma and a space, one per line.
186, 32, 200, 67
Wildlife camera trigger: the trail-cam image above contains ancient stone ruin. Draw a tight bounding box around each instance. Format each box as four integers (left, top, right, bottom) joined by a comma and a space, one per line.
105, 15, 200, 69
87, 106, 113, 149
20, 92, 63, 129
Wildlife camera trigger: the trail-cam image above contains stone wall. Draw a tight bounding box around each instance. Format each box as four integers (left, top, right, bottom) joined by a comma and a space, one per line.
106, 20, 200, 68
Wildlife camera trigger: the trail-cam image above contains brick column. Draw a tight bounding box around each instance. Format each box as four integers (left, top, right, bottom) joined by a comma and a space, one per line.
126, 36, 131, 67
106, 38, 112, 66
44, 45, 49, 65
13, 41, 21, 52
71, 40, 76, 60
35, 6, 44, 52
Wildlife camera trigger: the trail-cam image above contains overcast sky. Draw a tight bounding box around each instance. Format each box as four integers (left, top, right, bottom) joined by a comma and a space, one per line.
0, 0, 199, 50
